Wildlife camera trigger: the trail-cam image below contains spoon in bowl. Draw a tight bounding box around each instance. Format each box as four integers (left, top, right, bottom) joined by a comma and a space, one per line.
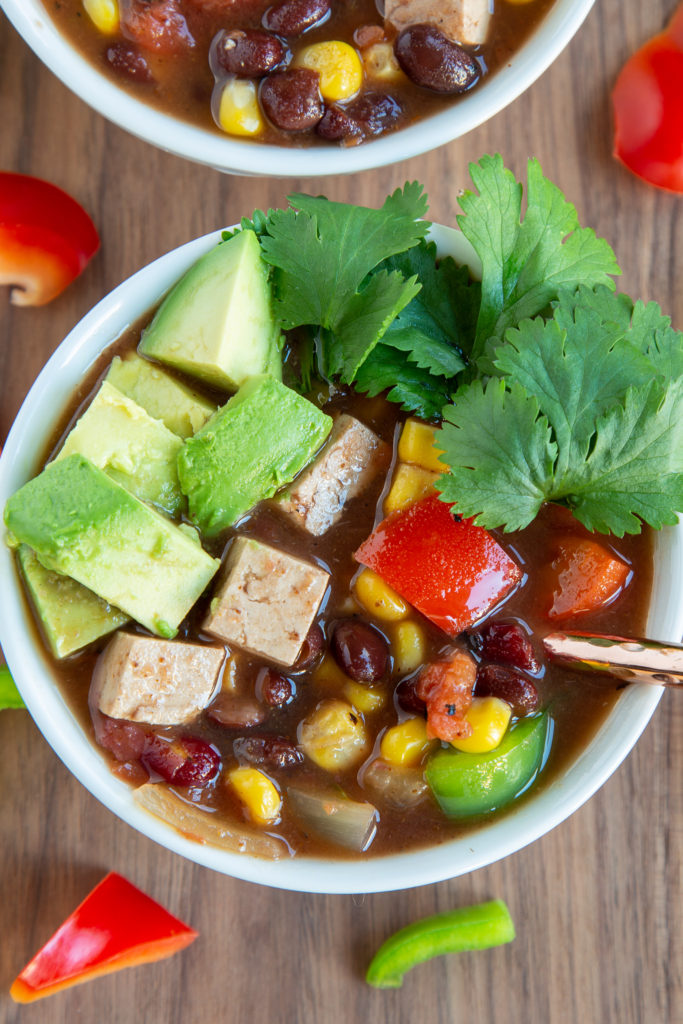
542, 632, 683, 687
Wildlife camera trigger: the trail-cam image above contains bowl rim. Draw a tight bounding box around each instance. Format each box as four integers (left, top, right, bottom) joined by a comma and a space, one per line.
1, 0, 596, 176
0, 222, 679, 894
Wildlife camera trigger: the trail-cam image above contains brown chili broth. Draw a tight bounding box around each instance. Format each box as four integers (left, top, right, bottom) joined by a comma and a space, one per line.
43, 0, 556, 145
36, 311, 654, 860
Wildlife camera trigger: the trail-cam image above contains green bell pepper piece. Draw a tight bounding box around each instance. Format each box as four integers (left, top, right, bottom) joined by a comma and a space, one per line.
366, 899, 515, 988
0, 665, 25, 710
425, 712, 550, 818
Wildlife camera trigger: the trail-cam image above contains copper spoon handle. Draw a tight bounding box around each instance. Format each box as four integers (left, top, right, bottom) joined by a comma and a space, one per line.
542, 632, 683, 687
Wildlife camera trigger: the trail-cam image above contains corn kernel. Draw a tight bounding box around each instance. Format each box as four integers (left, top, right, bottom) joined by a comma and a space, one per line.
398, 418, 447, 473
362, 42, 406, 83
229, 766, 281, 825
83, 0, 119, 34
343, 680, 386, 714
312, 654, 350, 692
216, 78, 264, 137
391, 620, 426, 675
384, 463, 439, 515
354, 568, 409, 622
294, 41, 363, 102
380, 717, 435, 767
299, 699, 368, 771
450, 697, 512, 754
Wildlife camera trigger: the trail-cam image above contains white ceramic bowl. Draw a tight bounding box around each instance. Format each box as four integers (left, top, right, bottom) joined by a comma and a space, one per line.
1, 0, 595, 176
1, 223, 681, 893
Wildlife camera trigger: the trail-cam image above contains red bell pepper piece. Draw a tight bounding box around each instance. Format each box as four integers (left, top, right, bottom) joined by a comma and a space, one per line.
612, 4, 683, 192
354, 495, 522, 636
10, 872, 197, 1003
543, 537, 631, 621
0, 173, 99, 306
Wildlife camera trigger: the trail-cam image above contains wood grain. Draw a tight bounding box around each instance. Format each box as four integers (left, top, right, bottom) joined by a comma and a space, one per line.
1, 2, 682, 1021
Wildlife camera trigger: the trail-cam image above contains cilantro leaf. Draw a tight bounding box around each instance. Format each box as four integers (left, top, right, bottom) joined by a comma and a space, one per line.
457, 155, 620, 363
354, 344, 454, 420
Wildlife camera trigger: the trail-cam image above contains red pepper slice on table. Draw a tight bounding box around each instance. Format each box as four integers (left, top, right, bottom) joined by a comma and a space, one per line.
612, 4, 683, 192
10, 872, 197, 1002
0, 173, 99, 306
354, 494, 522, 636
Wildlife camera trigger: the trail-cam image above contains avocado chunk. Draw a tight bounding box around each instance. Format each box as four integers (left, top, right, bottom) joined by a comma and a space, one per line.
138, 231, 282, 391
105, 353, 216, 439
178, 376, 332, 536
18, 545, 129, 659
4, 454, 220, 638
56, 381, 185, 516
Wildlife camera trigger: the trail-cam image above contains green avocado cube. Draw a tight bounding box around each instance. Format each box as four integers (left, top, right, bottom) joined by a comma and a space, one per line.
56, 381, 185, 516
106, 353, 217, 439
178, 375, 332, 536
138, 231, 282, 392
4, 454, 220, 638
18, 545, 129, 659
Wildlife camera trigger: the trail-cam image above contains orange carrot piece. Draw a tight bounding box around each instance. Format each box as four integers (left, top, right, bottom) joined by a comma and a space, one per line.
546, 538, 630, 621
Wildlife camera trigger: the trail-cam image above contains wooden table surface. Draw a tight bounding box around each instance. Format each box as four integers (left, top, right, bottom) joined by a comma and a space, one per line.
1, 2, 682, 1021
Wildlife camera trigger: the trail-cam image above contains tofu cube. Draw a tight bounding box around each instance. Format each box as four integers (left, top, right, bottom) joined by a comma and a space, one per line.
385, 0, 491, 46
276, 414, 390, 536
203, 537, 329, 666
95, 632, 224, 726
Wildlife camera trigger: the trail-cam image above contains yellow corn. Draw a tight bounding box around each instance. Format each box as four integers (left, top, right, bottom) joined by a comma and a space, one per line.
384, 463, 439, 515
398, 418, 447, 473
311, 654, 349, 692
362, 42, 406, 83
83, 0, 119, 34
343, 680, 386, 714
216, 78, 264, 137
228, 767, 281, 825
294, 41, 363, 102
380, 717, 435, 767
354, 568, 409, 621
450, 697, 512, 754
299, 699, 368, 771
391, 621, 426, 675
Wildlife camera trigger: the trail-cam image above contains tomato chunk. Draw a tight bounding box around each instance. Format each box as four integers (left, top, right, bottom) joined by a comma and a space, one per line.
10, 872, 197, 1002
416, 650, 476, 742
613, 3, 683, 192
354, 495, 522, 636
544, 538, 630, 621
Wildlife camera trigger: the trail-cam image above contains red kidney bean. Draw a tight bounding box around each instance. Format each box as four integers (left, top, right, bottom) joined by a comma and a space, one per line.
475, 664, 539, 717
94, 714, 147, 762
262, 0, 330, 37
395, 676, 427, 716
317, 92, 403, 141
293, 622, 325, 670
479, 622, 539, 673
207, 694, 265, 728
332, 619, 388, 682
256, 667, 295, 708
143, 734, 221, 786
105, 42, 154, 83
210, 29, 287, 79
394, 24, 480, 94
233, 735, 303, 769
260, 68, 323, 131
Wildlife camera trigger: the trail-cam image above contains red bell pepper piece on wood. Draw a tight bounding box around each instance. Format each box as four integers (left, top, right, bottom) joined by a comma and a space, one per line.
354, 495, 522, 636
544, 538, 631, 621
612, 4, 683, 192
10, 872, 197, 1002
0, 173, 99, 306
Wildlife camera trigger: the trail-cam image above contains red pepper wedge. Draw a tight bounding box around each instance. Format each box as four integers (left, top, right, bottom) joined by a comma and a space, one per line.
0, 173, 99, 306
354, 495, 522, 636
612, 4, 683, 192
10, 872, 197, 1002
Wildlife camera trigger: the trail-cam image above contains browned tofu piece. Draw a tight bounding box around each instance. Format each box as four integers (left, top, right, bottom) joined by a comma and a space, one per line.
95, 632, 224, 726
275, 414, 390, 536
385, 0, 491, 46
203, 537, 329, 666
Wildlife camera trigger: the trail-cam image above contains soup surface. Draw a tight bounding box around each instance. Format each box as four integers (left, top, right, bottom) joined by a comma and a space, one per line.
42, 0, 556, 146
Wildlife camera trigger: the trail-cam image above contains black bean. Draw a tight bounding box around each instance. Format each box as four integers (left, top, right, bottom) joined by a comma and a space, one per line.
317, 92, 403, 141
395, 676, 427, 716
259, 68, 323, 131
233, 735, 303, 769
332, 619, 388, 682
479, 622, 539, 673
262, 0, 330, 37
394, 24, 480, 94
475, 664, 539, 717
210, 29, 287, 79
293, 622, 325, 670
105, 42, 153, 83
256, 667, 295, 708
